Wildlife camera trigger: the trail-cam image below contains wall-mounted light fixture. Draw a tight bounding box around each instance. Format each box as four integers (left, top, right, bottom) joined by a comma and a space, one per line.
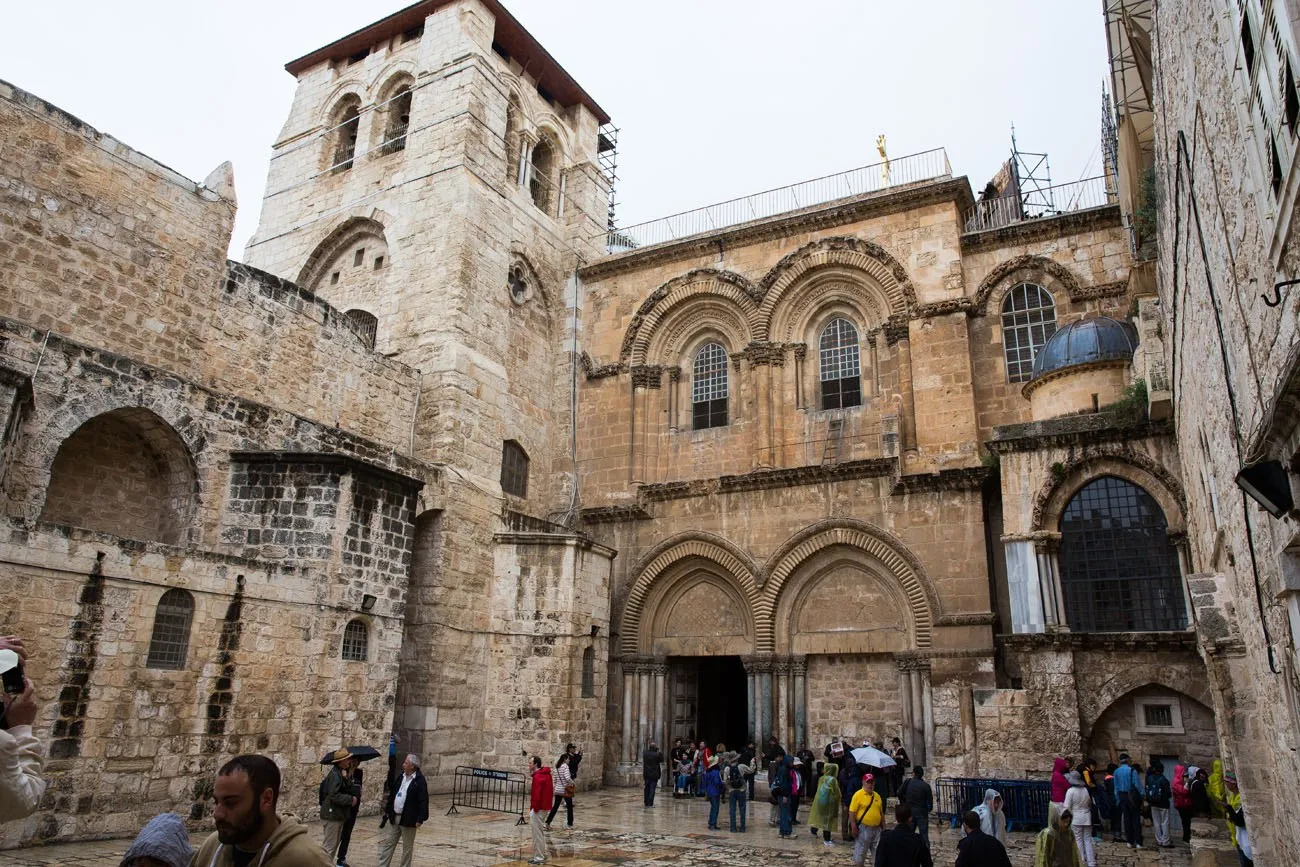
361, 593, 377, 612
1236, 460, 1295, 518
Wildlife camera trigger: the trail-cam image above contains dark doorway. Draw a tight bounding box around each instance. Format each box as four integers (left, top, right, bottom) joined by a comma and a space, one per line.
668, 656, 748, 750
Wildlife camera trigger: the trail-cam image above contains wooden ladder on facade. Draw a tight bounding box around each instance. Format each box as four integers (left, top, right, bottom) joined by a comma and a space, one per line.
822, 417, 844, 465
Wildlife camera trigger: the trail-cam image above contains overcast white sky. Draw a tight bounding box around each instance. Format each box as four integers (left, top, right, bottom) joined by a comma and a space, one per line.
5, 1, 1109, 257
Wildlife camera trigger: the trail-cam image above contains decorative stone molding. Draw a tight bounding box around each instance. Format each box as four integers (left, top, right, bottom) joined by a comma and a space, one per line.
895, 654, 932, 672
934, 612, 997, 627
913, 297, 974, 318
619, 269, 762, 365
580, 503, 651, 524
891, 466, 991, 494
998, 630, 1198, 652
579, 351, 626, 380
1029, 447, 1187, 532
1068, 280, 1128, 302
988, 414, 1173, 453
791, 344, 808, 361
741, 341, 788, 367
971, 254, 1083, 315
666, 366, 681, 383
630, 364, 664, 389
882, 316, 911, 345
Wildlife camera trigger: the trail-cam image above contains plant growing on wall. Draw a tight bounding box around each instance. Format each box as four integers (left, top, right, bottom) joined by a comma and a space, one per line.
1134, 166, 1158, 247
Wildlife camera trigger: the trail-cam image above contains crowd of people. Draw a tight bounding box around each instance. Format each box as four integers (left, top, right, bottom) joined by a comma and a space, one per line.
0, 633, 1258, 867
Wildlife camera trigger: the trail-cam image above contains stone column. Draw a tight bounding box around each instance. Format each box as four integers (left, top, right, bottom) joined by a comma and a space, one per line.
773, 657, 792, 748
629, 366, 661, 484
637, 663, 651, 760
744, 659, 758, 743
651, 659, 667, 750
793, 344, 806, 410
754, 351, 772, 469
666, 367, 681, 432
792, 656, 807, 749
919, 667, 934, 768
621, 661, 636, 764
1036, 537, 1067, 629
887, 323, 918, 451
747, 656, 774, 743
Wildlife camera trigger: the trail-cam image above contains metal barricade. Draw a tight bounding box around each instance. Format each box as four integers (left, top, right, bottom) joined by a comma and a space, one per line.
446, 766, 528, 825
935, 777, 1052, 831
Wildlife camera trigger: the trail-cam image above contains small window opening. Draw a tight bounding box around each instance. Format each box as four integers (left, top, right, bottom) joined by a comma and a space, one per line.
330, 272, 340, 285
581, 647, 595, 698
332, 101, 361, 172
1143, 703, 1174, 728
1271, 135, 1283, 196
508, 264, 529, 303
341, 619, 368, 661
1287, 56, 1300, 135
492, 41, 512, 62
348, 49, 369, 66
344, 309, 378, 351
501, 440, 530, 497
529, 138, 558, 213
401, 24, 424, 44
382, 86, 412, 154
1242, 15, 1256, 78
146, 589, 195, 670
353, 248, 365, 267
374, 255, 385, 270
537, 84, 555, 104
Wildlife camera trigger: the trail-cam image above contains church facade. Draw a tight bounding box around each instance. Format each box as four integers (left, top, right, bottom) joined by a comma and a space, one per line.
0, 0, 1236, 849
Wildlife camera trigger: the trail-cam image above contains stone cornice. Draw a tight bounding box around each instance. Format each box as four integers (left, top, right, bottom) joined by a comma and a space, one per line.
493, 531, 618, 558
998, 630, 1199, 652
580, 504, 652, 524
579, 178, 975, 281
579, 351, 626, 380
630, 364, 664, 389
959, 205, 1124, 254
988, 414, 1173, 453
229, 450, 424, 489
935, 612, 997, 627
1068, 280, 1128, 303
891, 466, 991, 493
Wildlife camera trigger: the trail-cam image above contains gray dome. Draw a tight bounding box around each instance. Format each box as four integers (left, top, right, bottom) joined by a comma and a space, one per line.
1030, 316, 1138, 380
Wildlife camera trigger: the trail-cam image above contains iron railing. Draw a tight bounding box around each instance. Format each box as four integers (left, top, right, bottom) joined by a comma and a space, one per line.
606, 148, 952, 252
935, 777, 1052, 831
963, 176, 1115, 233
446, 766, 528, 824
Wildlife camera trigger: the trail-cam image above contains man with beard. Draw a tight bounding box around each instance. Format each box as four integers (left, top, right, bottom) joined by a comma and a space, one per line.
192, 754, 332, 866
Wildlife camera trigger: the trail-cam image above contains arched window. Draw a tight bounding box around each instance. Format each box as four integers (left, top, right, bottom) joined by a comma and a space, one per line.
692, 343, 729, 430
581, 647, 595, 698
341, 619, 369, 661
529, 136, 557, 213
1058, 476, 1188, 632
819, 318, 862, 410
501, 440, 529, 497
505, 94, 523, 184
146, 589, 195, 670
1001, 283, 1057, 383
381, 85, 412, 154
330, 97, 362, 171
507, 263, 531, 305
344, 309, 378, 350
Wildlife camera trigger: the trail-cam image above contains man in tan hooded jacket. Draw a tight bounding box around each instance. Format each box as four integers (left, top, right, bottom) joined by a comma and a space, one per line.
191, 754, 332, 867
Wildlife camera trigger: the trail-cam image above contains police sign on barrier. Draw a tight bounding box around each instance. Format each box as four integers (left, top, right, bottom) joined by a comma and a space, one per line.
447, 765, 529, 825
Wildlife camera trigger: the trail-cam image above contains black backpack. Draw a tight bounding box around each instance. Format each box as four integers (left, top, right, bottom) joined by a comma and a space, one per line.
728, 764, 744, 789
318, 774, 329, 807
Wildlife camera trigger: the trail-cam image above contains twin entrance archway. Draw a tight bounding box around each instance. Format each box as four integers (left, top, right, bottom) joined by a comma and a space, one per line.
615, 521, 941, 768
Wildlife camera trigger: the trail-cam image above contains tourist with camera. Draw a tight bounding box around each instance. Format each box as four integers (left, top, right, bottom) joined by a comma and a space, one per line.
0, 636, 46, 823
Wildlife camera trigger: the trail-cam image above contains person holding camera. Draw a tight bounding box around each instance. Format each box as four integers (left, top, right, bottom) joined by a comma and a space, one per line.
0, 636, 45, 823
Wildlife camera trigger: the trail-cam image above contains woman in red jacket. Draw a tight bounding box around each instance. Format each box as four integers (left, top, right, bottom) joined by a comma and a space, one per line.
530, 757, 554, 864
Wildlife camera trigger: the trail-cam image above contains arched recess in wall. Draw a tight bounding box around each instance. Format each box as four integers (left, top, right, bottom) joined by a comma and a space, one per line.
762, 519, 939, 652
40, 407, 199, 546
758, 237, 916, 340
1080, 670, 1213, 739
621, 269, 762, 366
375, 72, 414, 155
297, 216, 391, 294
619, 534, 762, 656
1032, 452, 1187, 534
1084, 683, 1217, 765
326, 93, 363, 172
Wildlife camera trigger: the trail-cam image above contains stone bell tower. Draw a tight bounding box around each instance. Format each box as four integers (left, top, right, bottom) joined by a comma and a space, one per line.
243, 0, 615, 783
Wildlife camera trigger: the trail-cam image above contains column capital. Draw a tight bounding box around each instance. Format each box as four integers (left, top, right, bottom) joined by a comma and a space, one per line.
630, 364, 664, 389
895, 654, 931, 673
790, 655, 808, 676
743, 340, 788, 367
742, 654, 774, 674
883, 316, 911, 345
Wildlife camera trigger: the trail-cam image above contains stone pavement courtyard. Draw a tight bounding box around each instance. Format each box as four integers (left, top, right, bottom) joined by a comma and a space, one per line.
4, 787, 1240, 867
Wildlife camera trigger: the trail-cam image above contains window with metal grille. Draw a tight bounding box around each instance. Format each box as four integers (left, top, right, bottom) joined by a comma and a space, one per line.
345, 309, 378, 350
819, 317, 862, 410
1059, 476, 1189, 633
331, 99, 361, 172
1001, 283, 1057, 383
146, 589, 194, 670
382, 86, 412, 155
692, 343, 729, 430
501, 440, 529, 497
1143, 703, 1174, 728
581, 647, 595, 698
341, 619, 368, 661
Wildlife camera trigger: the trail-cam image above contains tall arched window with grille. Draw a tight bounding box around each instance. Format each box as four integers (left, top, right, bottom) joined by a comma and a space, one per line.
330, 96, 362, 172
344, 309, 378, 350
341, 619, 369, 661
1058, 476, 1188, 632
501, 440, 530, 497
146, 588, 195, 670
819, 318, 862, 409
1001, 283, 1057, 383
692, 343, 729, 430
581, 647, 595, 697
381, 85, 412, 154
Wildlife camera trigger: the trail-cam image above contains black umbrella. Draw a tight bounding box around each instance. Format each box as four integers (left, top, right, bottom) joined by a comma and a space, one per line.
319, 745, 382, 764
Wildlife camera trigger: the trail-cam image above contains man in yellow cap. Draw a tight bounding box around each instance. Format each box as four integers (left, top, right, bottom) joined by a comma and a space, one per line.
321, 749, 359, 861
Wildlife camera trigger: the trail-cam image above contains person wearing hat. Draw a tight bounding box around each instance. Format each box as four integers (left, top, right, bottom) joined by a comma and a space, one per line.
120, 812, 194, 867
320, 749, 359, 862
703, 754, 725, 830
1062, 770, 1095, 867
848, 772, 885, 865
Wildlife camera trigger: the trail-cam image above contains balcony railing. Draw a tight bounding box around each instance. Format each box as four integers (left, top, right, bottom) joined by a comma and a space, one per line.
606, 148, 952, 253
963, 176, 1116, 233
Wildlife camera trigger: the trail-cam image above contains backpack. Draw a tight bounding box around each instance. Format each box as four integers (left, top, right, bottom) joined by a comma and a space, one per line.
728, 764, 744, 789
816, 775, 835, 807
318, 774, 329, 807
1146, 775, 1166, 806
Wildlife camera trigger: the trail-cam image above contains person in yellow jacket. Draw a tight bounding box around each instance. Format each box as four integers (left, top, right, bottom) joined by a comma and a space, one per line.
849, 773, 885, 866
1034, 805, 1083, 867
1207, 759, 1227, 819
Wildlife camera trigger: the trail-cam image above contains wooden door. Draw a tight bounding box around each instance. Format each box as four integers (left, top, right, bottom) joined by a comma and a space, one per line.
669, 660, 699, 745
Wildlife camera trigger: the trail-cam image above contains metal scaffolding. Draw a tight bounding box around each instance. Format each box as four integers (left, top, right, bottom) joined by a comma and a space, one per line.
597, 123, 619, 234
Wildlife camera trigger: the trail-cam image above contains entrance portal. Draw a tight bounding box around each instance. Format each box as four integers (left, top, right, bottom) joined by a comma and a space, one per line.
668, 656, 748, 749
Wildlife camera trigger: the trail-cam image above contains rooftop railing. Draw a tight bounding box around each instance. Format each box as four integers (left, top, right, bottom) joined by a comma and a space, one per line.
606, 148, 952, 253
963, 176, 1115, 233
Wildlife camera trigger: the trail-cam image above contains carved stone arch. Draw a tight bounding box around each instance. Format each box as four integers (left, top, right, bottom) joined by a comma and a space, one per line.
761, 519, 939, 650
371, 63, 417, 101
1033, 451, 1187, 533
297, 214, 393, 292
621, 269, 763, 365
619, 533, 761, 655
770, 267, 893, 344
1080, 674, 1213, 739
650, 302, 750, 366
506, 249, 552, 308
758, 237, 916, 339
532, 116, 572, 157
973, 255, 1081, 316
319, 83, 366, 127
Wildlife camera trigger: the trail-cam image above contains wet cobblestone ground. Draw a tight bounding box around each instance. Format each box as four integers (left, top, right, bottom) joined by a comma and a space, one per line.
4, 788, 1237, 866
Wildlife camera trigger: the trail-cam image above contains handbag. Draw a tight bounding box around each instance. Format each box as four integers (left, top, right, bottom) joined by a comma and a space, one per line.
563, 784, 575, 798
